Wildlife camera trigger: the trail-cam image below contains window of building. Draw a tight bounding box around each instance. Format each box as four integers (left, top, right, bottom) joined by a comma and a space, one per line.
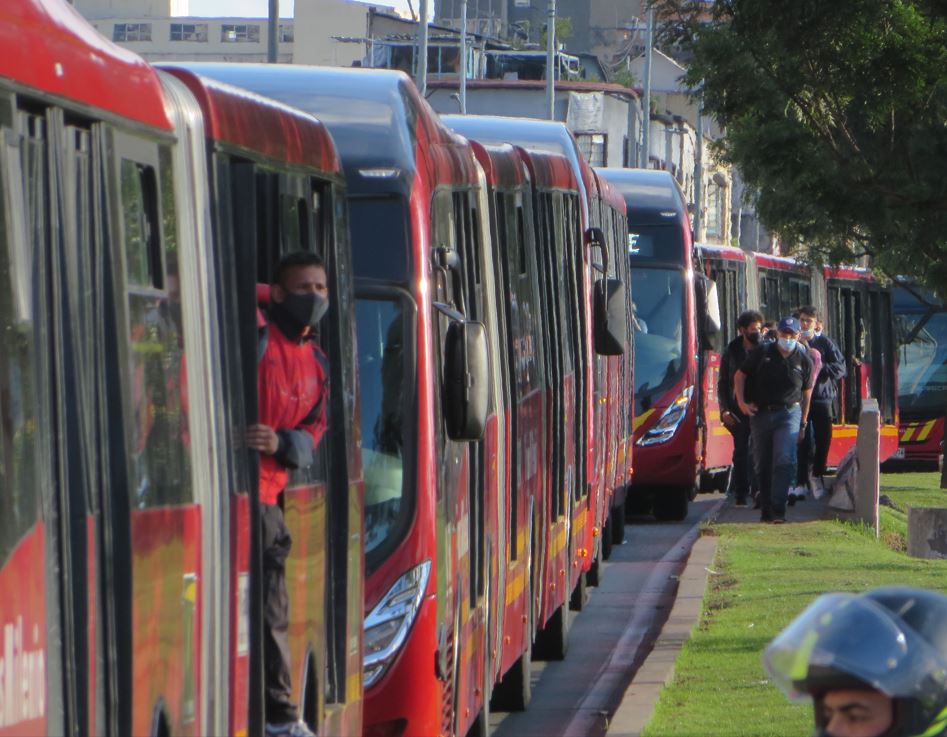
113, 23, 152, 42
170, 23, 208, 42
575, 133, 607, 167
221, 24, 260, 43
279, 23, 294, 42
704, 179, 723, 239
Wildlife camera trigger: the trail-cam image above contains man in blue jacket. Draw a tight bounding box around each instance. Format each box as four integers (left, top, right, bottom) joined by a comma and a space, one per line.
797, 306, 846, 496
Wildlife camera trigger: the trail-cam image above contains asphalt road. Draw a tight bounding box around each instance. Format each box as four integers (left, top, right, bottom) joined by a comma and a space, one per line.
489, 493, 725, 737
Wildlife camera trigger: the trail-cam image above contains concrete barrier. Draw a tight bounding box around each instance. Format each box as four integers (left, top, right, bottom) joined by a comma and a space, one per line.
907, 508, 947, 559
854, 398, 880, 536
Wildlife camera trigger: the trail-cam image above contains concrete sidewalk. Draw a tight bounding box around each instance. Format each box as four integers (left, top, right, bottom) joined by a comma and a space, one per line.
605, 490, 850, 736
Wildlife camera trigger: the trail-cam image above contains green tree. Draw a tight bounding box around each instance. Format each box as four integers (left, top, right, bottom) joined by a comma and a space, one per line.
681, 0, 947, 289
540, 17, 573, 46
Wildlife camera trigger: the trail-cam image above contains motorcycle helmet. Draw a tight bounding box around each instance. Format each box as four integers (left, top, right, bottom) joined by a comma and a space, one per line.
764, 587, 947, 737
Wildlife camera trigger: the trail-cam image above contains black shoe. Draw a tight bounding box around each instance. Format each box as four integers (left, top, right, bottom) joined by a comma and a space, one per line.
760, 513, 773, 523
787, 494, 796, 507
772, 517, 786, 524
735, 498, 748, 508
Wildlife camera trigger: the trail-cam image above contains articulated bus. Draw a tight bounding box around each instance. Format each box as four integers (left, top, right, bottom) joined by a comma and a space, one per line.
699, 244, 900, 466
173, 64, 504, 737
443, 114, 633, 594
0, 3, 363, 735
597, 169, 702, 521
891, 285, 946, 465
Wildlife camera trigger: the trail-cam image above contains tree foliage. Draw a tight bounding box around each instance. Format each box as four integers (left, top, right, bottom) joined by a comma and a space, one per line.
677, 0, 947, 288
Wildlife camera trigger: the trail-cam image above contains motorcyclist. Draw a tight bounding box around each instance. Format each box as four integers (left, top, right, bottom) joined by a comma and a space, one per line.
764, 587, 947, 737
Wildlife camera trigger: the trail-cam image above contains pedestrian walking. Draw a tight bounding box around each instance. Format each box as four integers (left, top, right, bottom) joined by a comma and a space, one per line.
789, 325, 823, 504
247, 251, 329, 737
764, 586, 947, 737
797, 306, 847, 497
718, 309, 764, 507
734, 316, 813, 523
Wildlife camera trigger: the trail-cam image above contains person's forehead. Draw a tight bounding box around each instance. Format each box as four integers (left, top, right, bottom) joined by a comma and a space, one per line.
823, 688, 887, 707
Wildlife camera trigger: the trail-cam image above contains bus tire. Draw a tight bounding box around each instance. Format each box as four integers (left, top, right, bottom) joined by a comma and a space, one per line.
601, 513, 614, 560
654, 486, 689, 522
587, 544, 602, 586
532, 601, 569, 661
569, 564, 589, 610
490, 628, 532, 711
611, 507, 626, 545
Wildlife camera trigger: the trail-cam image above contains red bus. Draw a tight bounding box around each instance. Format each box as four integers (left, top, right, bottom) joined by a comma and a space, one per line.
597, 168, 704, 521
698, 244, 900, 466
0, 3, 363, 735
175, 64, 504, 737
443, 114, 631, 598
890, 285, 945, 465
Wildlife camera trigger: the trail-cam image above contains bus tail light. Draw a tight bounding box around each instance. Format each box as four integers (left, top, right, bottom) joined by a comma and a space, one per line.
363, 560, 431, 688
636, 386, 693, 446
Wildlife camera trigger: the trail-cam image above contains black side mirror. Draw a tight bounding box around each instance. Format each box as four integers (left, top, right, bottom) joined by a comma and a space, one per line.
444, 320, 489, 441
594, 278, 627, 356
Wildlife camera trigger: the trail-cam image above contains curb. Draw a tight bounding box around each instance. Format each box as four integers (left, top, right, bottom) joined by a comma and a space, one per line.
605, 531, 720, 737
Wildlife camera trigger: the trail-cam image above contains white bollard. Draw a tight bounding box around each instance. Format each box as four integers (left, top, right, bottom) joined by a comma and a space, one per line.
854, 399, 880, 536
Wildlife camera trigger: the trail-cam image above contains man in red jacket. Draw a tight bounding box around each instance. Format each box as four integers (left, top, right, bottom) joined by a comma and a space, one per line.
246, 251, 329, 737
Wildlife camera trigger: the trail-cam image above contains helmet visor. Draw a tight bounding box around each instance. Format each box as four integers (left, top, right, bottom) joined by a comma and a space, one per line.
764, 593, 947, 703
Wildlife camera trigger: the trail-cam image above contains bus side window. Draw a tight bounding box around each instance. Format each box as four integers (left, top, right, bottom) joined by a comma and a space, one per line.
118, 144, 192, 509
0, 104, 42, 563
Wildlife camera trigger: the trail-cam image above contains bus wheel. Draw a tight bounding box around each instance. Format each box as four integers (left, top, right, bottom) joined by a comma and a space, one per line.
569, 563, 589, 610
587, 544, 602, 586
654, 487, 689, 522
533, 600, 570, 661
490, 609, 532, 711
601, 513, 614, 560
611, 506, 626, 545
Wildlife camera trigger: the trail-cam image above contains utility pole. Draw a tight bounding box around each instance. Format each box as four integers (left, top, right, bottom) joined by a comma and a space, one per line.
267, 0, 278, 63
459, 0, 467, 113
694, 107, 704, 239
417, 0, 430, 95
640, 5, 653, 167
546, 0, 556, 120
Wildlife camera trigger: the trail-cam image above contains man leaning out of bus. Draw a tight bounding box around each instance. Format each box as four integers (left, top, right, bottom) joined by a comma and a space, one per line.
734, 316, 813, 524
797, 305, 846, 497
246, 251, 329, 737
718, 309, 764, 507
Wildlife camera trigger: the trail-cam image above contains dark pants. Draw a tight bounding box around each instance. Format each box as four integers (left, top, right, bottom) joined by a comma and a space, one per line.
262, 502, 297, 724
811, 401, 834, 477
726, 414, 752, 503
751, 405, 801, 521
795, 420, 814, 488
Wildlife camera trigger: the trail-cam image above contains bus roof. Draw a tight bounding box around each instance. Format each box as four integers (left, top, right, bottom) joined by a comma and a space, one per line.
442, 114, 592, 200
516, 147, 578, 192
0, 0, 170, 130
592, 170, 627, 215
596, 168, 687, 225
160, 67, 341, 175
469, 142, 528, 190
166, 64, 478, 196
697, 242, 746, 262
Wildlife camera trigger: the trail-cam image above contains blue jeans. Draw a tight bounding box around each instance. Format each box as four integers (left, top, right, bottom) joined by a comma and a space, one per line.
751, 404, 801, 520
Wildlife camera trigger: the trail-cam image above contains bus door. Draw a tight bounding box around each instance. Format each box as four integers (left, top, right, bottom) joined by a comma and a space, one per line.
0, 98, 64, 737
828, 282, 866, 424
99, 130, 203, 737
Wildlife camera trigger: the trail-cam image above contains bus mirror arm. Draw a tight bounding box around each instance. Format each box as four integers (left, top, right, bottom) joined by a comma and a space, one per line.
594, 278, 627, 356
443, 319, 489, 441
586, 227, 609, 273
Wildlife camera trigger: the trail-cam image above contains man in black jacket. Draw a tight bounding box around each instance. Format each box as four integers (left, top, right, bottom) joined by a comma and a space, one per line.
718, 310, 764, 507
797, 305, 847, 495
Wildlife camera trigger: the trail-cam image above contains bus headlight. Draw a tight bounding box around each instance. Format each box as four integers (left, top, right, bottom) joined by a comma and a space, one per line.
363, 560, 431, 688
636, 386, 693, 446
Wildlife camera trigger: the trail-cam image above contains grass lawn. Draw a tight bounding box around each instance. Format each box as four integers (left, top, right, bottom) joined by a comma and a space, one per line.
640, 472, 947, 737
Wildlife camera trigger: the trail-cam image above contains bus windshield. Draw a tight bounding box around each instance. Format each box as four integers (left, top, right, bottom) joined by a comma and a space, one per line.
631, 266, 685, 411
898, 310, 947, 417
356, 295, 411, 566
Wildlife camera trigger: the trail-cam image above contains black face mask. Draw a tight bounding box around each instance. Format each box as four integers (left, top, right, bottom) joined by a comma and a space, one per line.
746, 331, 761, 345
273, 291, 328, 338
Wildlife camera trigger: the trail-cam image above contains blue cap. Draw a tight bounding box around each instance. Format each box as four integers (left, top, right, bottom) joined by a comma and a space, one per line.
778, 316, 800, 334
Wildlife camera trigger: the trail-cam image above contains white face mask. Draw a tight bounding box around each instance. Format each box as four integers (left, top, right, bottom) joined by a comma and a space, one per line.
800, 328, 815, 339
814, 329, 822, 337
778, 337, 797, 352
